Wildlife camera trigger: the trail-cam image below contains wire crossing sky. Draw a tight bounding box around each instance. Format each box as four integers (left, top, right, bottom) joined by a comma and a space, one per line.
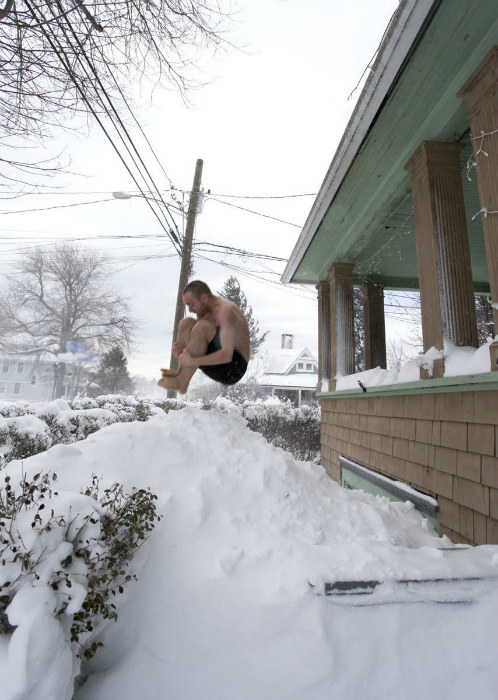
0, 0, 401, 378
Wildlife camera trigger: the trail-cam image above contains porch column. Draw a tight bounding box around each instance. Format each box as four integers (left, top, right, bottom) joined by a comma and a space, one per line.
362, 282, 387, 369
458, 46, 498, 370
405, 141, 478, 378
328, 263, 355, 390
316, 280, 331, 391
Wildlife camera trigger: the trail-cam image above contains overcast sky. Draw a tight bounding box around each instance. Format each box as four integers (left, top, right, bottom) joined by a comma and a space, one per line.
0, 0, 400, 379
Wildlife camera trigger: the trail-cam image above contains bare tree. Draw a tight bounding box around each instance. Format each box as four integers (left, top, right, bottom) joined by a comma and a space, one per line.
386, 337, 415, 370
385, 291, 494, 350
353, 287, 364, 372
476, 294, 495, 343
0, 243, 138, 397
0, 0, 232, 187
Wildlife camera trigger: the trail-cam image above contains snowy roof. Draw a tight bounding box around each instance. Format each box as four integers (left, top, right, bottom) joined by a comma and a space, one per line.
261, 347, 318, 375
0, 354, 50, 363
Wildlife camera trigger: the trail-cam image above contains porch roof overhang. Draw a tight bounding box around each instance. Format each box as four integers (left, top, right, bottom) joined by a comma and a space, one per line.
282, 0, 498, 291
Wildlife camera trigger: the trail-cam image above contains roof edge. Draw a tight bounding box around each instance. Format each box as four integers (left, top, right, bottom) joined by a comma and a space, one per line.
281, 0, 438, 284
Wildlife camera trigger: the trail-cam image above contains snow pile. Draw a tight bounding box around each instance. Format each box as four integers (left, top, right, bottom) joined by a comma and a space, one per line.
1, 469, 159, 700
336, 337, 495, 391
0, 394, 321, 466
1, 409, 498, 699
444, 338, 494, 376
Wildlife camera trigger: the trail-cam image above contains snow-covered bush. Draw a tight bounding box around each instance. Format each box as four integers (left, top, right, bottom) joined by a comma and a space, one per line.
0, 402, 30, 418
48, 409, 120, 444
242, 400, 321, 462
149, 397, 188, 415
0, 469, 161, 671
197, 396, 321, 462
0, 415, 53, 463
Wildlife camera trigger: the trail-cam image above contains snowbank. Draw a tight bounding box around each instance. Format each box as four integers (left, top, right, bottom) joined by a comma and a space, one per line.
2, 409, 498, 699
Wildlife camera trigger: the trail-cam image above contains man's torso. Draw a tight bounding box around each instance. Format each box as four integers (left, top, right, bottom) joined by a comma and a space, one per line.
203, 297, 250, 362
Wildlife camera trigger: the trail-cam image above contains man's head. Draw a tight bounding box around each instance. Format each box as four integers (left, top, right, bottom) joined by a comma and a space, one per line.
182, 280, 213, 318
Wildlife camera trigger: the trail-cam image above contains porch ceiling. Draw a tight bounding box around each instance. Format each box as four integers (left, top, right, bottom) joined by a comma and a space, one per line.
289, 0, 498, 290
352, 137, 490, 292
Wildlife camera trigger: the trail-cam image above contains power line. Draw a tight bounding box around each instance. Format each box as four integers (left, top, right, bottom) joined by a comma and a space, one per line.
347, 6, 398, 101
0, 188, 318, 200
193, 241, 288, 262
52, 0, 182, 250
198, 192, 317, 200
102, 67, 174, 190
24, 0, 182, 256
0, 195, 186, 217
111, 247, 177, 274
0, 231, 292, 266
195, 252, 316, 301
0, 197, 116, 215
0, 233, 174, 256
206, 197, 302, 228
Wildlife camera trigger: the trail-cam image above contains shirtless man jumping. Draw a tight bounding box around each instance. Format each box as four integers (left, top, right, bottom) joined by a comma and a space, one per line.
158, 280, 250, 394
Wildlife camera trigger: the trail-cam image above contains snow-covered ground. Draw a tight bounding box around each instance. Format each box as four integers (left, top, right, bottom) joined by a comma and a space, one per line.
2, 407, 498, 700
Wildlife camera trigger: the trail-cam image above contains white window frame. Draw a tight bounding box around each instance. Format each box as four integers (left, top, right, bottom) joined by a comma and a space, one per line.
2, 361, 9, 373
306, 363, 313, 372
297, 362, 304, 371
0, 383, 5, 394
31, 375, 37, 386
17, 362, 24, 373
13, 382, 21, 395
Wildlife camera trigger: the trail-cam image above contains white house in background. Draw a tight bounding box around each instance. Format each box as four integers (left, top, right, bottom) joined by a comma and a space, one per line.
259, 335, 318, 406
0, 356, 91, 402
0, 356, 55, 402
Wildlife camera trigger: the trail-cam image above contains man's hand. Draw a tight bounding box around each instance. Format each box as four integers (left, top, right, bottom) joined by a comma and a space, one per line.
172, 341, 186, 359
179, 349, 198, 368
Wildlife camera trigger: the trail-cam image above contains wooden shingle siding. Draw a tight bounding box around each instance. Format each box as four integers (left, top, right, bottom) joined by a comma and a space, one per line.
321, 389, 498, 544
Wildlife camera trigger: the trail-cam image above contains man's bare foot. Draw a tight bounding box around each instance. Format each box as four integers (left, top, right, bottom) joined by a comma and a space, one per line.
160, 368, 180, 378
157, 374, 189, 394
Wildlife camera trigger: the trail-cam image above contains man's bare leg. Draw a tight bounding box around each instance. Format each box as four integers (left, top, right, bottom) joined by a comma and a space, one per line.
158, 319, 216, 393
160, 317, 196, 379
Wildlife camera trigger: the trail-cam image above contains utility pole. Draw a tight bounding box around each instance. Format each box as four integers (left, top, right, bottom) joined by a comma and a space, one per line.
167, 158, 203, 398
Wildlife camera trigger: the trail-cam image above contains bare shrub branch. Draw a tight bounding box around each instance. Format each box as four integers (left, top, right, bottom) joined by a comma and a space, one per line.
0, 0, 233, 183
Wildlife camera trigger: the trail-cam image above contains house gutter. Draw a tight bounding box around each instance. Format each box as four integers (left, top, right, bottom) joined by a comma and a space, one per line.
281, 0, 439, 285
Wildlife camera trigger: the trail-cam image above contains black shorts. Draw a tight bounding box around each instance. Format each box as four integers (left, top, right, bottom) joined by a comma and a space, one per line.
199, 328, 248, 385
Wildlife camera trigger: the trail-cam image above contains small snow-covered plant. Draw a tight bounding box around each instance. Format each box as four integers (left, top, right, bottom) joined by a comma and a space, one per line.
0, 470, 63, 633
70, 397, 98, 410
0, 404, 29, 418
243, 401, 321, 462
128, 400, 154, 422
50, 412, 119, 444
72, 477, 161, 659
2, 423, 52, 462
151, 398, 186, 414
0, 470, 161, 662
